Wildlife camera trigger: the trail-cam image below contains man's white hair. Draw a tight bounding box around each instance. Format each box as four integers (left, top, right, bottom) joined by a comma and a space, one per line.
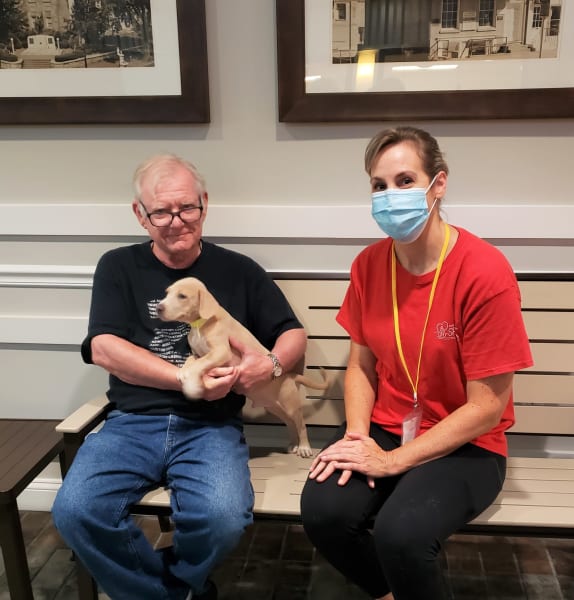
133, 154, 207, 203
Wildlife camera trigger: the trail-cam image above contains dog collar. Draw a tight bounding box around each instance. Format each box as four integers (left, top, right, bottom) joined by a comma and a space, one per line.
189, 318, 207, 329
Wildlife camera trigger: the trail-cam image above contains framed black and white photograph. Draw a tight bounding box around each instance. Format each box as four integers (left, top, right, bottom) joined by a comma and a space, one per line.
0, 0, 209, 124
276, 0, 574, 122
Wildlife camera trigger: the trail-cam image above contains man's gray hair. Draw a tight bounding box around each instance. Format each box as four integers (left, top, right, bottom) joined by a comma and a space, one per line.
133, 154, 207, 202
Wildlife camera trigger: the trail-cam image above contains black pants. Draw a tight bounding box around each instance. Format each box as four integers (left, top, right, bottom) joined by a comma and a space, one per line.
300, 423, 506, 599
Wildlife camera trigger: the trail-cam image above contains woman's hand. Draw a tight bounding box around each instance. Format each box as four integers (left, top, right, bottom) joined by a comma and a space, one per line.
309, 432, 397, 487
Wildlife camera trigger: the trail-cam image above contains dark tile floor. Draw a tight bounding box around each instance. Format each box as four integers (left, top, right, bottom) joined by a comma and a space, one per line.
1, 512, 573, 599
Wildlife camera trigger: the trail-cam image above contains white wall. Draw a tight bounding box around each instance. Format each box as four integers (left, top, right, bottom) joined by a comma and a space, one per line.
1, 0, 573, 423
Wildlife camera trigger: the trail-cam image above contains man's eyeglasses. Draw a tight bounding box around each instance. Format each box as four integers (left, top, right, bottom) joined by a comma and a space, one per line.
139, 200, 203, 228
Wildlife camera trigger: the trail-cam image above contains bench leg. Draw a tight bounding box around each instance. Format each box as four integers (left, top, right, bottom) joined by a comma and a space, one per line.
74, 556, 98, 600
0, 501, 34, 600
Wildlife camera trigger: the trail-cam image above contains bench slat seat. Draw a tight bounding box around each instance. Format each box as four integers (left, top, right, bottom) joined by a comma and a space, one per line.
470, 505, 574, 530
132, 452, 574, 532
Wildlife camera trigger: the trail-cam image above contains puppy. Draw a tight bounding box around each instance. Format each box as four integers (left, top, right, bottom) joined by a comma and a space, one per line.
157, 277, 329, 457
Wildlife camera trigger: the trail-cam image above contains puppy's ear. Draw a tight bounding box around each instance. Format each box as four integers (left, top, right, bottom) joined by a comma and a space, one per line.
197, 287, 219, 320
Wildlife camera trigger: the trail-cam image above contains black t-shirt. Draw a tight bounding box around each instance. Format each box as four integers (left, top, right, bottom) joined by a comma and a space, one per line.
81, 241, 302, 420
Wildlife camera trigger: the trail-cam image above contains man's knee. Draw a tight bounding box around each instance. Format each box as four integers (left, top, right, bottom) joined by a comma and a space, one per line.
179, 496, 252, 548
52, 484, 88, 539
52, 481, 110, 540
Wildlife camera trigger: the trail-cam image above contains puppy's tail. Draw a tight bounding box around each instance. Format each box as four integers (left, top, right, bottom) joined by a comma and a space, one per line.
294, 367, 330, 392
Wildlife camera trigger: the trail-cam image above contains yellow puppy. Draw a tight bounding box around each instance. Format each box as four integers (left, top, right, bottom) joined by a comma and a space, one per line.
157, 277, 329, 457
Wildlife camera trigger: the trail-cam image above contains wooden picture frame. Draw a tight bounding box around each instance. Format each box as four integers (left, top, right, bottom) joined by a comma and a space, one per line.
0, 0, 209, 124
276, 0, 574, 122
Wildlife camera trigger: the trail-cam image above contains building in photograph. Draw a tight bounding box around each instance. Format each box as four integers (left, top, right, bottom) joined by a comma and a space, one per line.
20, 0, 71, 33
430, 0, 562, 60
332, 1, 563, 62
332, 0, 366, 62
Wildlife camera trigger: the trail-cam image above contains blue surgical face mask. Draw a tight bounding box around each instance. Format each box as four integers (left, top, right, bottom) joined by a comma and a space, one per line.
371, 175, 438, 243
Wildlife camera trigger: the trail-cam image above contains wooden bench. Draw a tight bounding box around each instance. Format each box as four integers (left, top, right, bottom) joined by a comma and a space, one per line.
56, 273, 574, 597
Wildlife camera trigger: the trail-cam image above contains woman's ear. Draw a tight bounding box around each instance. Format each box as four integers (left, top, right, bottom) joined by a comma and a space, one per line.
434, 171, 448, 200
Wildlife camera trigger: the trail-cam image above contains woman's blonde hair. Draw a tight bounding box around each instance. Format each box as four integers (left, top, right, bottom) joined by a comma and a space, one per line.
364, 126, 449, 178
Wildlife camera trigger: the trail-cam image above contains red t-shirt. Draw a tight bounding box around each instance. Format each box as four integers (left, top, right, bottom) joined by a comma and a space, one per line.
336, 227, 533, 457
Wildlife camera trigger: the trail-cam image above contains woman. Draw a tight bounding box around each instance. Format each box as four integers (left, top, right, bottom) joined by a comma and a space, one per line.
300, 127, 533, 600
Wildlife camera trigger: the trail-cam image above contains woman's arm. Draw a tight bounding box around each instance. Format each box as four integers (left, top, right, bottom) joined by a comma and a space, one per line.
316, 371, 514, 480
344, 341, 378, 435
391, 373, 513, 470
309, 341, 378, 485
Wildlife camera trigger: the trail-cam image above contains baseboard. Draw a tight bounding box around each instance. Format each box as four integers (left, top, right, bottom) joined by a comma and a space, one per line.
18, 461, 62, 512
18, 478, 61, 512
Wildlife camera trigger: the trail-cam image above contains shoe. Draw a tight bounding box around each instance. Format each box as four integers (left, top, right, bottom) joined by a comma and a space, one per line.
194, 579, 217, 600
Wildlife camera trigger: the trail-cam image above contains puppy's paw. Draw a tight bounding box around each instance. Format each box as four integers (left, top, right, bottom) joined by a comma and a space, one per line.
288, 444, 314, 458
179, 370, 205, 400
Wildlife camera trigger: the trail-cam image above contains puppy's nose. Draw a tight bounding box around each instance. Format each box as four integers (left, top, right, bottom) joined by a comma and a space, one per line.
157, 303, 164, 315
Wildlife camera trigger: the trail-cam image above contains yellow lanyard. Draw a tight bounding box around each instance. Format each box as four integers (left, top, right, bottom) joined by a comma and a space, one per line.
391, 223, 450, 407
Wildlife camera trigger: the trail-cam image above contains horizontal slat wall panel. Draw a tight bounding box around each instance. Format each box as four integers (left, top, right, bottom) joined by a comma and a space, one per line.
305, 338, 350, 367
503, 479, 574, 493
276, 279, 348, 336
2, 275, 571, 437
279, 281, 574, 350
0, 348, 108, 419
243, 395, 345, 427
527, 343, 574, 373
0, 287, 92, 313
275, 279, 348, 306
245, 379, 574, 430
0, 315, 86, 345
296, 310, 345, 337
514, 374, 573, 405
522, 311, 574, 340
519, 281, 574, 309
10, 319, 569, 371
4, 280, 571, 351
492, 491, 574, 508
243, 379, 574, 431
5, 204, 574, 240
281, 280, 574, 318
470, 505, 573, 528
305, 338, 574, 374
511, 406, 574, 435
507, 456, 574, 469
295, 370, 574, 407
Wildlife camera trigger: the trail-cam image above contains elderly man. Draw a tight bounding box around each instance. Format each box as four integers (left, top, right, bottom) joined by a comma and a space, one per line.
53, 155, 307, 599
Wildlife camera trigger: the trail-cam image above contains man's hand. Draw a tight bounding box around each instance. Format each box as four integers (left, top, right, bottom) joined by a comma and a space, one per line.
228, 336, 272, 395
201, 366, 239, 401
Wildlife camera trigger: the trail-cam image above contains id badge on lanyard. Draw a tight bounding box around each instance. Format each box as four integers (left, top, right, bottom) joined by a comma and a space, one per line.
401, 403, 422, 445
392, 223, 450, 447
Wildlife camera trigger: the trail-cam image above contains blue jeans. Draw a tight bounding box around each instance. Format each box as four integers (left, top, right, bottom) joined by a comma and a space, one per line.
52, 411, 254, 600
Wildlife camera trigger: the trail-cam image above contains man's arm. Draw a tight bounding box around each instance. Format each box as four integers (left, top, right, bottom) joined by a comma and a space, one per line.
269, 327, 307, 374
90, 334, 182, 391
229, 328, 307, 394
